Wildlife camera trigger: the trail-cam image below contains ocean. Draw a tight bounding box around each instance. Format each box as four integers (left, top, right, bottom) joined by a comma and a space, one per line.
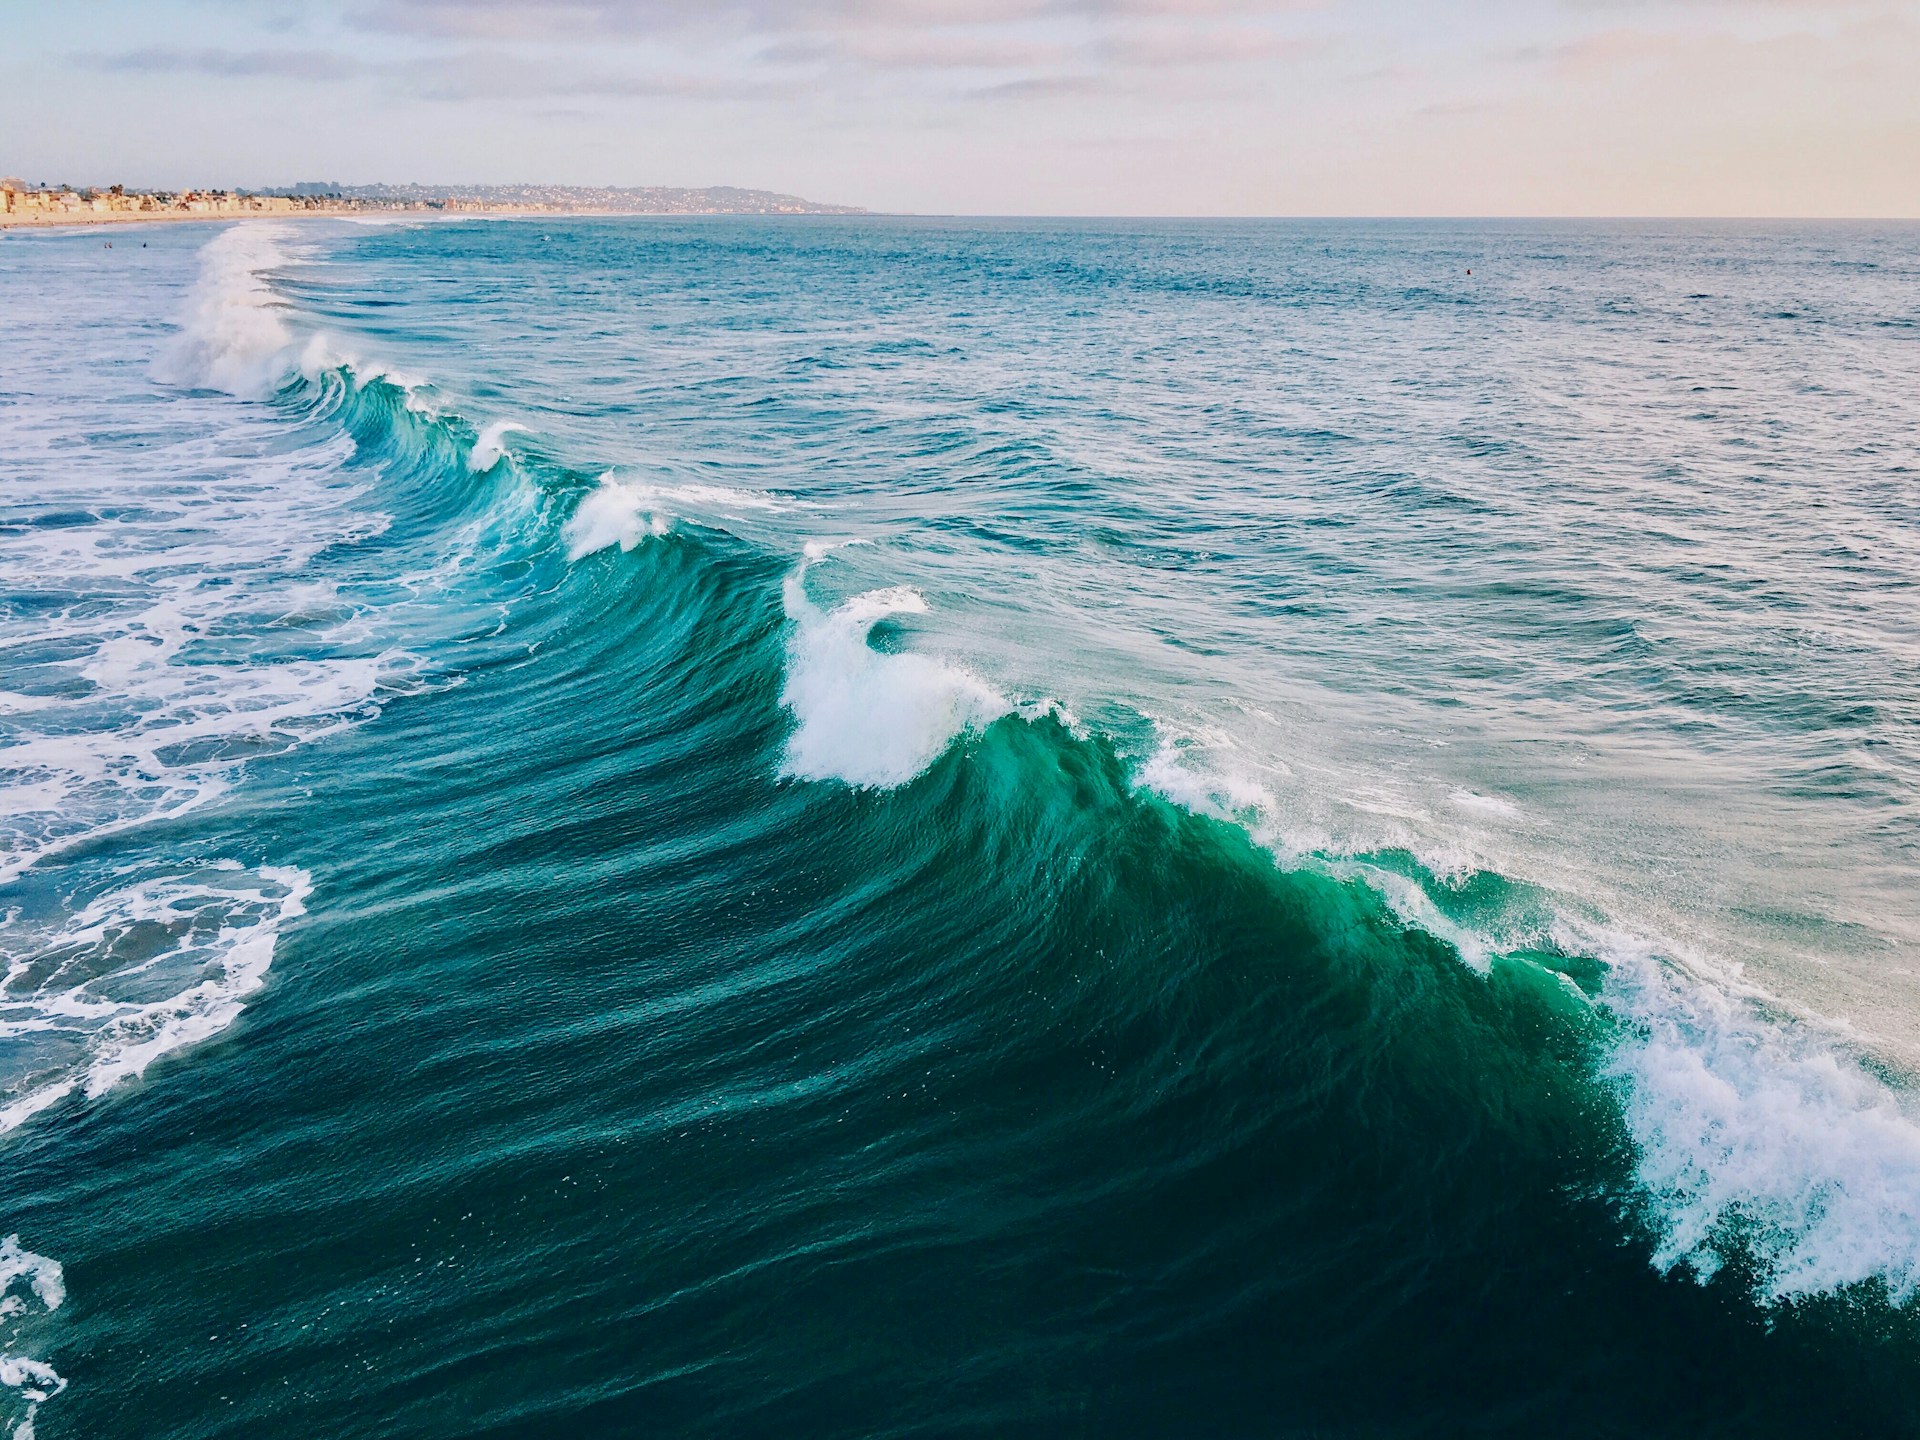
2, 214, 1918, 1438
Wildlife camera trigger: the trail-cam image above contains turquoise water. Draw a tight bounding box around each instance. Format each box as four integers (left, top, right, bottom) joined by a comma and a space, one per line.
3, 215, 1920, 1437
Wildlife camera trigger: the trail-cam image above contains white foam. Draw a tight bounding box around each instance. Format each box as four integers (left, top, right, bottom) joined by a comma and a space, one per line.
1346, 862, 1496, 973
0, 1238, 65, 1440
0, 577, 393, 887
469, 420, 529, 473
649, 481, 783, 513
563, 475, 672, 560
562, 473, 785, 560
779, 561, 1008, 789
1594, 926, 1920, 1303
1135, 734, 1279, 825
150, 224, 298, 398
802, 537, 866, 563
0, 1244, 60, 1318
1137, 741, 1488, 967
295, 335, 436, 412
0, 865, 311, 1132
1, 222, 426, 1162
1450, 788, 1520, 817
2, 253, 410, 888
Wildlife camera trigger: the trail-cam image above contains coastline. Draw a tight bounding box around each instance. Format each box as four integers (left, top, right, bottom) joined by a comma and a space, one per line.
2, 206, 455, 232
1, 205, 867, 234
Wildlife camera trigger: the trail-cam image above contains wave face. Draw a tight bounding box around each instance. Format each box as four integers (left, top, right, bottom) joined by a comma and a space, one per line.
4, 217, 1920, 1438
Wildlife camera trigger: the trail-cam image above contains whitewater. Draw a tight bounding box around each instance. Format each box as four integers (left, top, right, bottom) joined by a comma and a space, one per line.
1, 215, 1918, 1438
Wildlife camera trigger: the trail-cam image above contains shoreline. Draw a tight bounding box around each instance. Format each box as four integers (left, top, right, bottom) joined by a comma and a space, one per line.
1, 206, 500, 232
1, 206, 865, 233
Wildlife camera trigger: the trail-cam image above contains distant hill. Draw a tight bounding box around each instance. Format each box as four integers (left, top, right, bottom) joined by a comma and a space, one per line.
287, 182, 865, 215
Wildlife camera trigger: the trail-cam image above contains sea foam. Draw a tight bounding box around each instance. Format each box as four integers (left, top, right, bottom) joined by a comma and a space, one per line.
563, 473, 784, 560
564, 476, 672, 559
0, 865, 312, 1133
3, 227, 418, 889
780, 556, 1008, 789
1597, 929, 1920, 1303
0, 1237, 65, 1440
1, 224, 413, 1145
150, 224, 298, 398
0, 575, 392, 890
469, 420, 529, 473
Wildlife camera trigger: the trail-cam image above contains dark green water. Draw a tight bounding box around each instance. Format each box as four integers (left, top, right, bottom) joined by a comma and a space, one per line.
4, 217, 1920, 1437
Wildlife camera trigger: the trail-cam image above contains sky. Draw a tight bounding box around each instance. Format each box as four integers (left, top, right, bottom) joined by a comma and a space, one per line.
3, 0, 1918, 215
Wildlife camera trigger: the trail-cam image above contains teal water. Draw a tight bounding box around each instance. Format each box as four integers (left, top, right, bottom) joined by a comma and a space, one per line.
3, 216, 1920, 1437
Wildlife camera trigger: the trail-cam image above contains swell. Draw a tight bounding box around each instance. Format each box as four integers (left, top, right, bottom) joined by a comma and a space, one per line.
13, 222, 1920, 1439
0, 234, 598, 1151
477, 432, 1920, 1320
0, 226, 617, 1432
135, 222, 1920, 1316
33, 567, 1920, 1436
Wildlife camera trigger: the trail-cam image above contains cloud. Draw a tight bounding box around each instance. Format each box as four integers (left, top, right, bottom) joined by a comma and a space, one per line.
774, 32, 1081, 70
1101, 25, 1317, 66
73, 38, 791, 105
79, 46, 369, 80
410, 51, 791, 100
321, 0, 1330, 105
1415, 98, 1496, 116
348, 0, 1319, 40
1508, 13, 1920, 82
1527, 27, 1691, 73
1562, 0, 1884, 9
968, 74, 1105, 97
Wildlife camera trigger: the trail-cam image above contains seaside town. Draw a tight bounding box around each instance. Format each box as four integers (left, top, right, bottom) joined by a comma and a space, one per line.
0, 178, 865, 227
1, 180, 352, 223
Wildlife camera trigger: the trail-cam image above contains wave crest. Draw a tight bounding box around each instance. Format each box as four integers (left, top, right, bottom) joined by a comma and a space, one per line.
563, 474, 785, 560
150, 224, 298, 398
780, 560, 1008, 789
1601, 933, 1920, 1304
564, 475, 673, 560
469, 420, 529, 473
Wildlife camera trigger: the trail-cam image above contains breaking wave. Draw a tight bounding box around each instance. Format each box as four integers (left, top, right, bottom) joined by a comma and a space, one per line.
11, 214, 1920, 1436
779, 549, 1009, 789
149, 224, 299, 399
